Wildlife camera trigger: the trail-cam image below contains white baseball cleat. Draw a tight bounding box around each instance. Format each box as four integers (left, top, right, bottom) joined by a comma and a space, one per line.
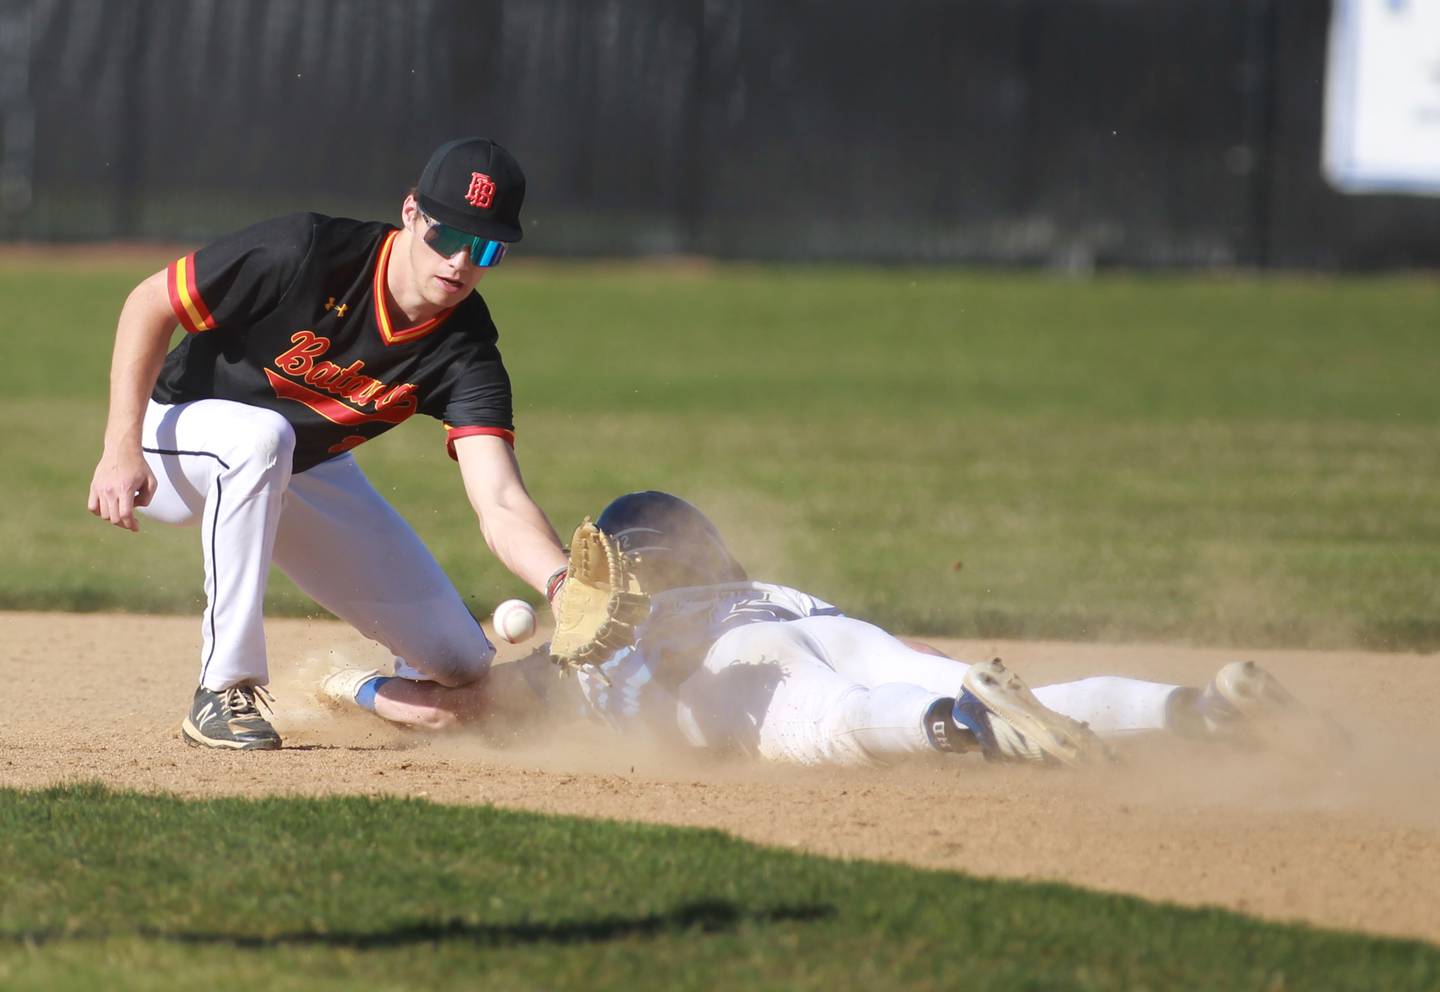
951, 658, 1113, 767
1203, 660, 1297, 731
1171, 660, 1341, 756
317, 666, 383, 709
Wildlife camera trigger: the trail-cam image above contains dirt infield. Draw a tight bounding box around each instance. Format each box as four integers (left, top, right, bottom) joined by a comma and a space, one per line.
4, 611, 1438, 946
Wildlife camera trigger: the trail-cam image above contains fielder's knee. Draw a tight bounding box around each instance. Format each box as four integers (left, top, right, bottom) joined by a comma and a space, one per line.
229, 408, 297, 474
402, 635, 495, 688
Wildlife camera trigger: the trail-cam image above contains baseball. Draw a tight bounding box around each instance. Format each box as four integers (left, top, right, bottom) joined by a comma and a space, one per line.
492, 598, 537, 644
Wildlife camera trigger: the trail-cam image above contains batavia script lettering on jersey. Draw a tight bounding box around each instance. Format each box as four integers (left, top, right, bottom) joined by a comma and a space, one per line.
266, 330, 419, 426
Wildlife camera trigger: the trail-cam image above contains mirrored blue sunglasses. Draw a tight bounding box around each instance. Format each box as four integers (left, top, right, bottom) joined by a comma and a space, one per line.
419, 212, 509, 267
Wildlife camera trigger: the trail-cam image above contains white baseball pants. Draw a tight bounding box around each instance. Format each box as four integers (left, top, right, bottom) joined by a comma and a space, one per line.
138, 399, 494, 691
672, 616, 1179, 766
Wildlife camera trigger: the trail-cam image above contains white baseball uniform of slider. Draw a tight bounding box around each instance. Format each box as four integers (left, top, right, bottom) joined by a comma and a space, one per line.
139, 398, 494, 691
570, 582, 1179, 766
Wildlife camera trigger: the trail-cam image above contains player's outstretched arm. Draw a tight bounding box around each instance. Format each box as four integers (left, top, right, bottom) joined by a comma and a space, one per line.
453, 434, 568, 598
87, 270, 174, 532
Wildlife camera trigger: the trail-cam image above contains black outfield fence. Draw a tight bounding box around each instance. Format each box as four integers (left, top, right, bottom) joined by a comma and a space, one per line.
0, 0, 1435, 270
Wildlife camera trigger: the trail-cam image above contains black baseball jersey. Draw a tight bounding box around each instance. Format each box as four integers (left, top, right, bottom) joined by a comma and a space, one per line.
153, 212, 514, 473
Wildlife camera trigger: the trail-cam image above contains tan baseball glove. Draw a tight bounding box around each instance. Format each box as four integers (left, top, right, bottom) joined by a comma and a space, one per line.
549, 518, 651, 676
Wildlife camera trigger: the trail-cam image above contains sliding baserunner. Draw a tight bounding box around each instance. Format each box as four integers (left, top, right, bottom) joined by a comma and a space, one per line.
319, 491, 1313, 767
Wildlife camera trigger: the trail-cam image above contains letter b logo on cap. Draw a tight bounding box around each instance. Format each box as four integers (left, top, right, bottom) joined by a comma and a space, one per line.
465, 172, 496, 209
416, 137, 525, 242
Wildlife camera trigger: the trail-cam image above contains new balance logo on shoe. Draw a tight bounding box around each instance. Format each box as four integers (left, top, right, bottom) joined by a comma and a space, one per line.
181, 685, 281, 750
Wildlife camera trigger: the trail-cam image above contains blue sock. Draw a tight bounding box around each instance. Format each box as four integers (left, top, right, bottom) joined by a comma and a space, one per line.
355, 676, 395, 712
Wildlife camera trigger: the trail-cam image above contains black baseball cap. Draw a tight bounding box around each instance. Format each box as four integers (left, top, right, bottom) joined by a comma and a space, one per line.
415, 137, 525, 243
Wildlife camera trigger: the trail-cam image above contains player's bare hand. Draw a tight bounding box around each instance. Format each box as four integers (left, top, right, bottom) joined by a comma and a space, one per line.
88, 447, 156, 532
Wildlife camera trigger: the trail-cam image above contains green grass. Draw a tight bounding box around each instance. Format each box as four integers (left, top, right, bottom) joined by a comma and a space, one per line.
1, 784, 1435, 990
5, 256, 1440, 648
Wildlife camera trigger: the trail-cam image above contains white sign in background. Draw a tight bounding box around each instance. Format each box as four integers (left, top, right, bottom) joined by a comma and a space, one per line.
1324, 0, 1440, 195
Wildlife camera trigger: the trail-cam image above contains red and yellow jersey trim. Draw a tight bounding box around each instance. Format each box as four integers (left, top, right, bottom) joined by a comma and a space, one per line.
166, 254, 216, 333
444, 424, 516, 461
373, 230, 455, 346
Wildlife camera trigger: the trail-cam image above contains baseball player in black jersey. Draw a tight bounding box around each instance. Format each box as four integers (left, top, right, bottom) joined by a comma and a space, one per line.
87, 137, 570, 750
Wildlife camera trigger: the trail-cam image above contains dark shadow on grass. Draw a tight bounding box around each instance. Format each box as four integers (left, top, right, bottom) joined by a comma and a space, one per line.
5, 900, 834, 950
267, 744, 421, 753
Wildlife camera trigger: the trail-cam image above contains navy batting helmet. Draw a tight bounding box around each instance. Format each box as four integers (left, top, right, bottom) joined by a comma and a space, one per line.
595, 491, 747, 590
